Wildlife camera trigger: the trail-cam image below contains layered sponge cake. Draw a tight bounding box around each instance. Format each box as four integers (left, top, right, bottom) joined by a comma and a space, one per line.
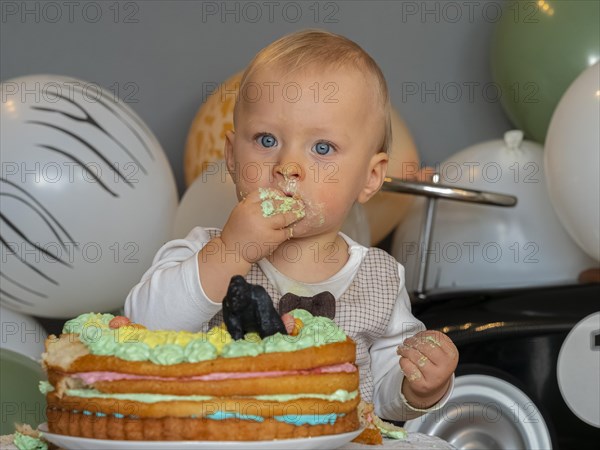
41, 310, 360, 441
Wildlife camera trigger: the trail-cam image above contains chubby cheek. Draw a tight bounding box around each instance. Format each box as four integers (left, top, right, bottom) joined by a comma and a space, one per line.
297, 190, 350, 233
231, 160, 275, 197
298, 198, 327, 230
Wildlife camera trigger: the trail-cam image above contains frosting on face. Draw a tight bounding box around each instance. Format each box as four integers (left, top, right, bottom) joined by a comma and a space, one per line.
62, 309, 347, 365
258, 187, 305, 219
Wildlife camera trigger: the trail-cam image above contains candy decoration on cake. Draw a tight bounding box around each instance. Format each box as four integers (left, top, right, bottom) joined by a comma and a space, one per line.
279, 291, 336, 320
222, 276, 287, 340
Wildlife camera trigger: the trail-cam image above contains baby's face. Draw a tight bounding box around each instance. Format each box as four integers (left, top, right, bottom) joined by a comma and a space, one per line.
226, 66, 386, 238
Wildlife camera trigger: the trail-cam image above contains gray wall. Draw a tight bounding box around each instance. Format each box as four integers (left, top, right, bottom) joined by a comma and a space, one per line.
1, 0, 513, 196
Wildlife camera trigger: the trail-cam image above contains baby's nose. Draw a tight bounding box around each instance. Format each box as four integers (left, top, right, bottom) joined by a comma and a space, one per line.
276, 162, 303, 180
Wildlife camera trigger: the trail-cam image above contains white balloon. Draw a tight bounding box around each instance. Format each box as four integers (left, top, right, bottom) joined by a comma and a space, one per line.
173, 160, 370, 246
545, 63, 600, 261
0, 306, 47, 361
173, 160, 238, 238
0, 75, 178, 317
392, 131, 596, 292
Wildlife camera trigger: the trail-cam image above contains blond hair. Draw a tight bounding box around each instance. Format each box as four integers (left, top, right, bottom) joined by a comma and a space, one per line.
235, 29, 392, 154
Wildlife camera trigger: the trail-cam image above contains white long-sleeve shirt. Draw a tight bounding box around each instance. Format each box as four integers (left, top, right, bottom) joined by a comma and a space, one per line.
125, 226, 452, 421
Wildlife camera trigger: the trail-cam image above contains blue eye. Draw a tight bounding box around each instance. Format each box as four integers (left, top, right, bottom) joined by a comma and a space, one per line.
258, 134, 277, 148
313, 142, 333, 156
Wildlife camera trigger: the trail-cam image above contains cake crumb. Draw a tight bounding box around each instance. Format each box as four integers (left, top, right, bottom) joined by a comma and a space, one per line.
352, 401, 406, 445
11, 424, 49, 450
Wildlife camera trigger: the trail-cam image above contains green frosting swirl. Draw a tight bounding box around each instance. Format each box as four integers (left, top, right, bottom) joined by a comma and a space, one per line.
263, 332, 308, 353
83, 329, 120, 355
300, 316, 346, 345
61, 309, 347, 363
184, 339, 218, 362
262, 311, 345, 353
221, 339, 263, 358
149, 344, 185, 365
63, 312, 114, 335
114, 342, 151, 361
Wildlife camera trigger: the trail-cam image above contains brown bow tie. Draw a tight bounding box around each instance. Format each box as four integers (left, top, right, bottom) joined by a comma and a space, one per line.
278, 291, 336, 320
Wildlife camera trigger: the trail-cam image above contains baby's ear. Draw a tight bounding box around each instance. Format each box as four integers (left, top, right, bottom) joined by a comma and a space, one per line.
357, 152, 388, 204
224, 130, 236, 180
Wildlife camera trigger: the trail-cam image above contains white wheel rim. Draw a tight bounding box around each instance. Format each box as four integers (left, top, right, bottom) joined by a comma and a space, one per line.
404, 374, 552, 449
557, 312, 600, 428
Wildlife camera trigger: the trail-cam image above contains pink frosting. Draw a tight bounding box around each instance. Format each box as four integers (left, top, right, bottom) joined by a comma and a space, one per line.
73, 362, 356, 384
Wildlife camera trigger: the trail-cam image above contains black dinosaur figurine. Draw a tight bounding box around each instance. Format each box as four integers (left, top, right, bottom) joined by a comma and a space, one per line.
222, 275, 288, 340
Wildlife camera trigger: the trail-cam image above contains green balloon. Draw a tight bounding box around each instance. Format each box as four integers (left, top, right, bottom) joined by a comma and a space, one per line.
491, 0, 600, 143
0, 348, 47, 435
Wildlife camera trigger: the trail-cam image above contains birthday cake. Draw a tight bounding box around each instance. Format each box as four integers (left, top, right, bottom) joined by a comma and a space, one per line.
41, 304, 360, 440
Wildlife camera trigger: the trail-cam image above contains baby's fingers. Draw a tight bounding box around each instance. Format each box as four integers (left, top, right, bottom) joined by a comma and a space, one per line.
404, 331, 457, 364
269, 210, 305, 230
399, 352, 423, 383
397, 344, 429, 368
399, 345, 450, 395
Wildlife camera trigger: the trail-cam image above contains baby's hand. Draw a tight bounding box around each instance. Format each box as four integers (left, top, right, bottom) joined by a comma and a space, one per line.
220, 188, 305, 263
397, 330, 458, 409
